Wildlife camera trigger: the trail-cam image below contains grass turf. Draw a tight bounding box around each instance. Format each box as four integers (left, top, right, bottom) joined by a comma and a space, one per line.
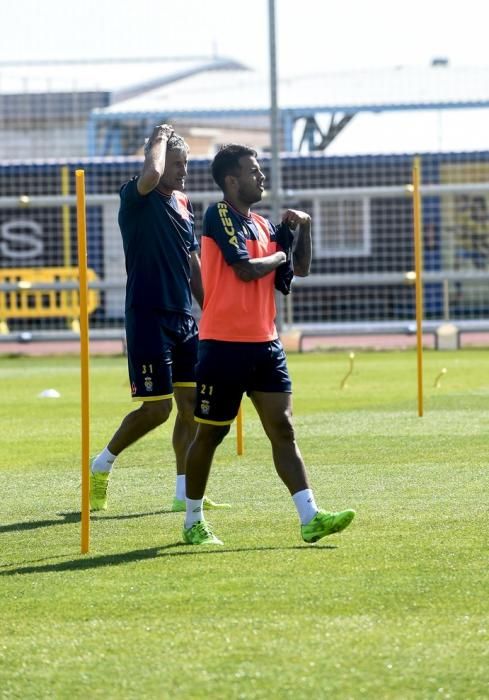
1, 350, 488, 699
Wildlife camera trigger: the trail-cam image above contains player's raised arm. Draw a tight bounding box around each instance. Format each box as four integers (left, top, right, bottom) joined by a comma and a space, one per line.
137, 124, 174, 195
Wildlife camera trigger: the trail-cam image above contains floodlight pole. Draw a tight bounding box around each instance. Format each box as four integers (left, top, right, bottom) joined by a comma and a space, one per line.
268, 0, 284, 330
412, 157, 424, 418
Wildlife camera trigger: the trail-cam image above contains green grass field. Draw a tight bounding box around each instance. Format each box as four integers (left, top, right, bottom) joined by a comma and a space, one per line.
1, 350, 488, 699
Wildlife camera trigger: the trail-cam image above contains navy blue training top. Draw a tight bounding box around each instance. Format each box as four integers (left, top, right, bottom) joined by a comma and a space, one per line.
118, 177, 198, 313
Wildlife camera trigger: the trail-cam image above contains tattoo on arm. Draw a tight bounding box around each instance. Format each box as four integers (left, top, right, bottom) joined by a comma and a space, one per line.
232, 252, 286, 282
292, 222, 312, 277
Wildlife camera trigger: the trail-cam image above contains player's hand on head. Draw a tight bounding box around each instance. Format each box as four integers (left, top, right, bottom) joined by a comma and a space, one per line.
153, 124, 174, 141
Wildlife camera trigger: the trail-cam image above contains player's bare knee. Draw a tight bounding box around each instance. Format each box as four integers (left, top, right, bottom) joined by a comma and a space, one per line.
215, 424, 231, 445
267, 417, 295, 445
177, 405, 195, 426
210, 424, 230, 446
140, 401, 172, 428
198, 424, 230, 448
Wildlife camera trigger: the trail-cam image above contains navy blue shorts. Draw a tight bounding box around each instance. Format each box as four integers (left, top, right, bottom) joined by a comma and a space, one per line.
194, 339, 292, 425
125, 308, 198, 401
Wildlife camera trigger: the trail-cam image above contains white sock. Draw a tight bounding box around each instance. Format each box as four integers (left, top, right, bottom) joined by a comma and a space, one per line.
175, 475, 186, 501
185, 498, 204, 529
292, 488, 318, 525
91, 447, 116, 473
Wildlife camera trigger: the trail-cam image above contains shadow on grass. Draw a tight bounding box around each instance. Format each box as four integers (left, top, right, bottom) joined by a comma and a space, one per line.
0, 511, 81, 533
0, 553, 75, 570
0, 509, 172, 534
1, 542, 336, 576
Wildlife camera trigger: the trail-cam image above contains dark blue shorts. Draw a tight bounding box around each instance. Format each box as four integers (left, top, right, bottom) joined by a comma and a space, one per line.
125, 308, 198, 401
194, 339, 292, 425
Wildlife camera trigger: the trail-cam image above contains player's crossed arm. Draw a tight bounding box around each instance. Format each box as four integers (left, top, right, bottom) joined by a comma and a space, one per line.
232, 251, 286, 282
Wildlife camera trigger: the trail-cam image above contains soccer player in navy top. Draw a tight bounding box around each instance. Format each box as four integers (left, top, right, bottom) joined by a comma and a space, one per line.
90, 124, 229, 514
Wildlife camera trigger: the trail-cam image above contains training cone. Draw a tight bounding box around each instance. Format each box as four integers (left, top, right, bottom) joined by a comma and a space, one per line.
38, 388, 61, 398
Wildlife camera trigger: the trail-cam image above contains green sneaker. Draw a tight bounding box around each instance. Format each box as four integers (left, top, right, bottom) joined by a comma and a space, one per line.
203, 496, 231, 511
171, 496, 231, 512
183, 520, 223, 545
172, 497, 186, 512
89, 471, 110, 511
301, 508, 355, 543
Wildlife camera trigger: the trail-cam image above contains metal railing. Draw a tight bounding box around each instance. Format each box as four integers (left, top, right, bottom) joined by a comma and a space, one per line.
1, 182, 488, 339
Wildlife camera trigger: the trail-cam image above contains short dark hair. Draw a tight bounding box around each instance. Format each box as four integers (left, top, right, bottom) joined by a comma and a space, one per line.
211, 144, 257, 191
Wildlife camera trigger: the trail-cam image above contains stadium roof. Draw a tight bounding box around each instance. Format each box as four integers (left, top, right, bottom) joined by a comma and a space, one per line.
94, 64, 489, 117
7, 58, 487, 154
88, 62, 489, 154
0, 56, 246, 100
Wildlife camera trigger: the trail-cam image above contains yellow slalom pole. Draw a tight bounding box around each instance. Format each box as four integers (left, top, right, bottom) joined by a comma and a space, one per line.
412, 157, 424, 417
434, 367, 447, 389
76, 169, 91, 553
236, 403, 244, 455
61, 166, 71, 266
340, 352, 355, 389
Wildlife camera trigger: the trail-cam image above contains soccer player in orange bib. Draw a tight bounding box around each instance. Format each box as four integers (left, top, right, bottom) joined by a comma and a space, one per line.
183, 144, 355, 545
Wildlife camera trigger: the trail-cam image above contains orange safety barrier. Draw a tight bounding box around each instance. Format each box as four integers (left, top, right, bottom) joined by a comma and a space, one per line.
0, 266, 100, 334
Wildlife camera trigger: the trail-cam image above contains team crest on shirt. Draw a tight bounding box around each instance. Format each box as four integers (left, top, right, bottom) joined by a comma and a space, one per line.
200, 399, 210, 415
144, 376, 153, 392
174, 192, 191, 221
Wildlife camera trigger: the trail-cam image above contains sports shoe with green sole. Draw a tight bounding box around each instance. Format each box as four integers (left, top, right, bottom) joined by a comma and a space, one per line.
301, 508, 355, 543
89, 471, 110, 511
183, 520, 223, 545
171, 496, 231, 512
